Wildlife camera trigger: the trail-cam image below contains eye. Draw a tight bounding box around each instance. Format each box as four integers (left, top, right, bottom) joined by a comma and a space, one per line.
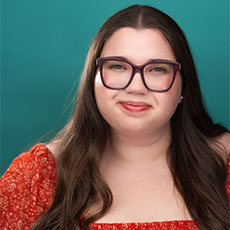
151, 67, 167, 72
145, 63, 172, 74
109, 64, 126, 70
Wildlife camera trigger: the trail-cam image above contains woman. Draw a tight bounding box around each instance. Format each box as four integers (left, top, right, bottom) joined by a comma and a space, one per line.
0, 5, 229, 230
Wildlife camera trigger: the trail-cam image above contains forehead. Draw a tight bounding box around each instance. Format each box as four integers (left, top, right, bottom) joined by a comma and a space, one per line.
100, 27, 176, 64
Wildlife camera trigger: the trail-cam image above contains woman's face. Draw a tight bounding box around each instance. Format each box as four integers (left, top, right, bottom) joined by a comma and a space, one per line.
94, 28, 182, 136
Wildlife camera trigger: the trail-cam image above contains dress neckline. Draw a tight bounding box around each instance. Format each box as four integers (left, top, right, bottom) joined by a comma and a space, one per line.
90, 219, 196, 224
89, 219, 199, 229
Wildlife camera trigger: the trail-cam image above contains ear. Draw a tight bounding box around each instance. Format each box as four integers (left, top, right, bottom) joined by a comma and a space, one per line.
178, 95, 183, 104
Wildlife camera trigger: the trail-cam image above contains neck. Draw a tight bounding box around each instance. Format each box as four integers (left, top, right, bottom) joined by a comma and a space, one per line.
104, 124, 172, 170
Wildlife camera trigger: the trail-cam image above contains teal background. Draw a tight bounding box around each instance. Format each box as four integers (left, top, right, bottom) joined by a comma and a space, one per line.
1, 0, 229, 175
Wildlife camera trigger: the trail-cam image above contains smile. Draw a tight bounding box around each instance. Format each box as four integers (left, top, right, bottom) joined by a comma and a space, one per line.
120, 101, 151, 112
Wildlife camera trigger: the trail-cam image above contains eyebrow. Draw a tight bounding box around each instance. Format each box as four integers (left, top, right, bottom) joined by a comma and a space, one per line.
102, 55, 176, 64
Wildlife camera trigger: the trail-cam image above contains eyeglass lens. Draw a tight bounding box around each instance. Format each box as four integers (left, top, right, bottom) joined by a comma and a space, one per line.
101, 60, 175, 91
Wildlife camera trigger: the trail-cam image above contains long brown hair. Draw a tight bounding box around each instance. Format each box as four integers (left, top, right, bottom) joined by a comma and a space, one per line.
33, 5, 229, 230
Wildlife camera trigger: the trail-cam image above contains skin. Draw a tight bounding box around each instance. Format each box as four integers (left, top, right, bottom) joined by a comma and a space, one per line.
95, 29, 182, 136
95, 28, 182, 165
92, 28, 191, 222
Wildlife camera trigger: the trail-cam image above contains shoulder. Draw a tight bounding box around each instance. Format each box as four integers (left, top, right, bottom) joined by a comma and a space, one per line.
2, 144, 57, 183
0, 144, 57, 229
217, 132, 230, 151
1, 143, 56, 183
45, 139, 61, 159
11, 143, 55, 165
215, 132, 230, 162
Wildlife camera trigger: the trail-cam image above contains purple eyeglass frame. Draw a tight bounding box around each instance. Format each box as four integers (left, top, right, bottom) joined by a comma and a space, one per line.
96, 56, 181, 92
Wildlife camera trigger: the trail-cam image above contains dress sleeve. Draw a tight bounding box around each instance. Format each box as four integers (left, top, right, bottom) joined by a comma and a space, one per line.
226, 153, 230, 200
0, 144, 57, 230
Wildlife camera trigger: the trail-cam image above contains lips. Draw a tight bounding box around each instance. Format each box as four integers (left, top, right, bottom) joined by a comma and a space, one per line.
120, 101, 151, 112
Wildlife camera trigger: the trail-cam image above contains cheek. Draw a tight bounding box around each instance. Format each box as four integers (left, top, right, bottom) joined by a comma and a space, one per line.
170, 73, 182, 103
94, 73, 118, 122
94, 75, 106, 113
94, 71, 107, 106
95, 70, 102, 85
155, 75, 182, 115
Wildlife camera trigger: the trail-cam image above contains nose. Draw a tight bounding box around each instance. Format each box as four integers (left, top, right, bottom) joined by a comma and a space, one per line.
125, 71, 148, 94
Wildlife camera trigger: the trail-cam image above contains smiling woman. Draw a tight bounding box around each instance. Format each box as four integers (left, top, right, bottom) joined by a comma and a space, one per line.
0, 4, 230, 230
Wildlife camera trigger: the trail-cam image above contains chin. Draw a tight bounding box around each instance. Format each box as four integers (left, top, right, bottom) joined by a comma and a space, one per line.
114, 122, 151, 135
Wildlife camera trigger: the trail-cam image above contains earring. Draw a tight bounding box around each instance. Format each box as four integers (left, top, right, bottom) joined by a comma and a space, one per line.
180, 96, 183, 100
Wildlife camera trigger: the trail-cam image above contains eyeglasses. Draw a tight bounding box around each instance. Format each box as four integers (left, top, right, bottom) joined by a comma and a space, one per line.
96, 56, 181, 92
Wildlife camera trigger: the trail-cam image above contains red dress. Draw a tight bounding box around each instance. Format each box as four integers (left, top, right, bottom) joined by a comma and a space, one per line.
0, 144, 229, 230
